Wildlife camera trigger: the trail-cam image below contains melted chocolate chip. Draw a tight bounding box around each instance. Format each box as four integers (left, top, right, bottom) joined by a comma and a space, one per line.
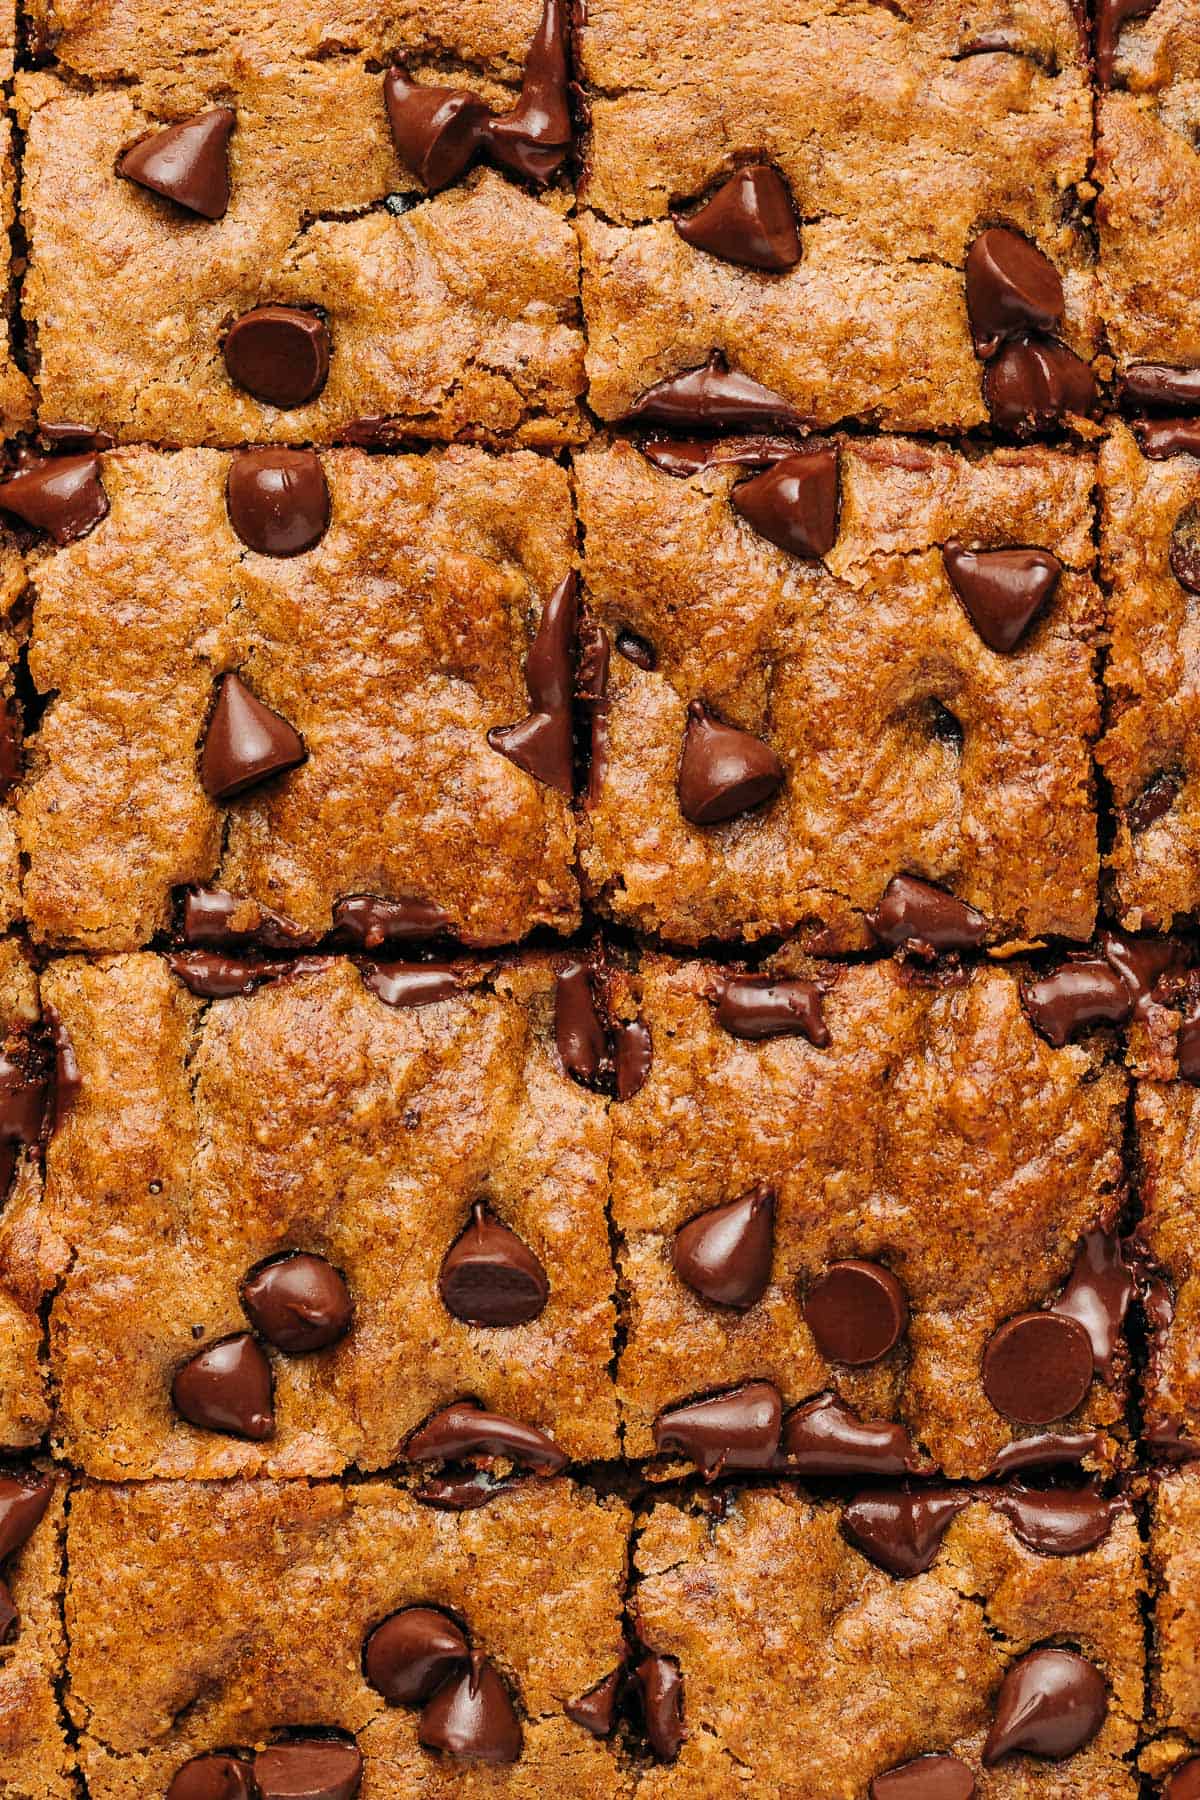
990, 1484, 1119, 1556
332, 894, 450, 948
1095, 0, 1162, 85
438, 1203, 549, 1327
1022, 961, 1131, 1046
1170, 502, 1200, 594
868, 874, 987, 954
44, 1006, 81, 1130
0, 455, 109, 544
240, 1252, 352, 1353
254, 1740, 363, 1800
118, 108, 236, 218
0, 696, 22, 796
405, 1401, 567, 1472
672, 1184, 775, 1309
803, 1260, 909, 1365
1121, 363, 1200, 414
165, 950, 267, 997
782, 1393, 915, 1476
633, 1654, 684, 1763
1138, 419, 1200, 459
653, 1381, 783, 1477
870, 1754, 976, 1799
715, 974, 829, 1045
226, 449, 330, 557
623, 353, 807, 432
965, 229, 1064, 360
166, 1754, 257, 1800
181, 889, 306, 950
415, 1472, 511, 1509
171, 1334, 275, 1440
677, 699, 783, 825
982, 1311, 1094, 1424
615, 628, 656, 670
0, 1054, 46, 1151
731, 448, 839, 559
364, 1605, 470, 1706
673, 165, 801, 272
0, 1474, 53, 1561
419, 1650, 523, 1763
1100, 929, 1191, 1020
641, 435, 798, 478
555, 960, 608, 1084
383, 71, 489, 190
1128, 771, 1183, 834
982, 1647, 1107, 1764
483, 0, 572, 186
985, 1431, 1104, 1478
1166, 1758, 1200, 1800
223, 306, 330, 409
841, 1489, 969, 1577
614, 1017, 652, 1100
200, 672, 306, 800
983, 337, 1096, 434
1051, 1230, 1134, 1382
942, 539, 1061, 653
566, 1667, 625, 1738
488, 572, 577, 794
360, 963, 460, 1009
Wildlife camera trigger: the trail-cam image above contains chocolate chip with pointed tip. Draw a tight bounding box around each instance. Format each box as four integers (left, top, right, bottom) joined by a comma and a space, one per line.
0, 455, 109, 545
715, 974, 829, 1045
982, 1311, 1093, 1424
226, 448, 330, 557
200, 672, 306, 801
1166, 1758, 1200, 1800
555, 960, 608, 1084
942, 539, 1060, 653
673, 1184, 775, 1310
868, 875, 987, 953
841, 1489, 969, 1578
1022, 961, 1131, 1046
803, 1260, 909, 1365
419, 1650, 523, 1763
731, 449, 839, 559
653, 1380, 783, 1477
677, 699, 783, 825
985, 1430, 1104, 1478
439, 1203, 549, 1327
983, 337, 1096, 434
254, 1739, 363, 1800
483, 0, 571, 186
1095, 0, 1162, 85
782, 1392, 915, 1476
566, 1667, 625, 1737
488, 572, 577, 794
383, 70, 489, 190
1051, 1230, 1133, 1382
406, 1401, 567, 1472
1170, 502, 1200, 594
167, 1754, 257, 1800
990, 1484, 1119, 1556
623, 352, 807, 432
364, 1605, 470, 1706
118, 107, 235, 218
171, 1334, 275, 1439
332, 894, 450, 948
673, 165, 801, 272
0, 1474, 53, 1560
1120, 363, 1200, 414
633, 1654, 684, 1762
223, 306, 330, 409
614, 1017, 652, 1100
360, 963, 460, 1009
1138, 418, 1200, 459
983, 1647, 1107, 1764
241, 1251, 352, 1353
870, 1754, 976, 1799
965, 229, 1064, 359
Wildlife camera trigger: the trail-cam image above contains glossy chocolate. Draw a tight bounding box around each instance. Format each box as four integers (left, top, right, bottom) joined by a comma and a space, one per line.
484, 0, 572, 186
982, 1311, 1094, 1424
653, 1380, 783, 1477
118, 108, 235, 218
200, 672, 306, 800
0, 454, 109, 544
942, 539, 1061, 653
44, 1005, 81, 1130
731, 449, 839, 559
982, 1647, 1107, 1764
623, 352, 807, 432
438, 1203, 549, 1327
1138, 419, 1200, 459
226, 448, 330, 557
1095, 0, 1162, 85
990, 1484, 1120, 1556
253, 1740, 363, 1800
181, 888, 306, 949
418, 1650, 523, 1763
870, 1754, 976, 1799
488, 572, 577, 794
1022, 961, 1131, 1046
383, 71, 488, 190
223, 306, 330, 409
240, 1252, 352, 1353
0, 1474, 53, 1561
614, 1017, 652, 1100
1051, 1229, 1134, 1381
360, 963, 460, 1009
566, 1668, 625, 1737
554, 960, 608, 1083
715, 974, 829, 1045
166, 1755, 257, 1800
673, 1184, 775, 1309
841, 1489, 969, 1577
985, 1430, 1105, 1477
983, 337, 1096, 434
803, 1260, 909, 1365
673, 165, 801, 272
331, 894, 450, 948
782, 1392, 915, 1476
634, 1653, 684, 1762
965, 228, 1064, 359
642, 435, 798, 477
1165, 1758, 1200, 1800
868, 875, 987, 953
405, 1401, 567, 1472
171, 1334, 275, 1439
677, 700, 783, 825
364, 1605, 469, 1706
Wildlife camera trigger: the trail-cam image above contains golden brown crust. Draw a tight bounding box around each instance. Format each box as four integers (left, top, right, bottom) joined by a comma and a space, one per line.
0, 1481, 71, 1800
1135, 1082, 1200, 1443
1152, 1468, 1200, 1742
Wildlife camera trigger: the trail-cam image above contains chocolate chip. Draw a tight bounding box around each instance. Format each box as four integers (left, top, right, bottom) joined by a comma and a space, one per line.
1022, 962, 1131, 1046
985, 1430, 1105, 1478
781, 1392, 915, 1476
416, 1472, 510, 1509
942, 539, 1061, 653
182, 888, 307, 950
990, 1484, 1120, 1556
715, 974, 829, 1045
419, 1650, 523, 1763
731, 449, 839, 559
254, 1740, 363, 1800
652, 1380, 783, 1477
0, 1054, 46, 1151
841, 1489, 969, 1577
165, 949, 287, 998
566, 1668, 625, 1737
405, 1401, 567, 1472
240, 1252, 352, 1353
166, 1755, 257, 1800
1127, 771, 1182, 834
439, 1203, 549, 1327
171, 1334, 275, 1439
118, 108, 236, 219
803, 1260, 909, 1365
0, 696, 22, 796
982, 1647, 1107, 1764
226, 449, 330, 557
223, 306, 330, 409
868, 874, 987, 954
0, 455, 109, 545
0, 1474, 52, 1560
483, 0, 572, 186
623, 352, 807, 432
870, 1754, 976, 1799
1181, 999, 1200, 1083
673, 1184, 775, 1310
673, 165, 801, 272
39, 423, 116, 453
360, 963, 460, 1009
677, 699, 783, 825
982, 1311, 1094, 1424
364, 1606, 469, 1706
1051, 1230, 1134, 1382
488, 572, 577, 795
1170, 502, 1200, 594
1166, 1758, 1200, 1800
965, 229, 1064, 360
331, 895, 450, 948
1138, 419, 1200, 459
615, 628, 656, 670
983, 337, 1096, 434
383, 71, 489, 190
614, 1018, 652, 1100
642, 435, 798, 478
555, 960, 608, 1084
43, 1006, 81, 1131
1121, 363, 1200, 414
200, 673, 306, 801
632, 1654, 684, 1763
1095, 0, 1161, 85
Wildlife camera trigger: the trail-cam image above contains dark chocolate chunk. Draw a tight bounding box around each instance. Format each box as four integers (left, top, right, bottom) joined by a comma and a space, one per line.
982, 1647, 1107, 1764
672, 1184, 775, 1310
1051, 1230, 1134, 1382
653, 1381, 783, 1477
254, 1740, 363, 1800
942, 539, 1061, 653
223, 306, 330, 409
438, 1203, 549, 1327
870, 1754, 976, 1798
240, 1252, 352, 1353
167, 1755, 257, 1800
985, 1431, 1104, 1478
1138, 419, 1200, 459
200, 672, 306, 800
1121, 363, 1200, 414
1170, 502, 1200, 594
360, 963, 460, 1009
965, 228, 1064, 359
614, 1018, 652, 1100
118, 107, 235, 218
1095, 0, 1162, 85
555, 960, 608, 1084
1022, 961, 1131, 1046
1166, 1758, 1200, 1800
803, 1260, 909, 1365
715, 974, 829, 1045
633, 1654, 684, 1763
990, 1484, 1119, 1556
0, 454, 109, 545
983, 337, 1096, 434
484, 0, 572, 186
383, 71, 488, 190
332, 894, 450, 948
641, 435, 798, 478
44, 1005, 81, 1130
0, 1053, 46, 1150
782, 1392, 915, 1477
38, 423, 115, 453
171, 1334, 275, 1439
868, 875, 987, 953
677, 699, 783, 825
731, 449, 839, 559
841, 1489, 969, 1577
615, 628, 656, 670
1100, 928, 1191, 1020
982, 1311, 1094, 1424
226, 449, 330, 557
0, 1474, 53, 1560
363, 1605, 470, 1706
181, 888, 306, 950
1127, 771, 1182, 834
566, 1668, 625, 1738
405, 1401, 567, 1472
673, 165, 801, 272
165, 950, 287, 998
622, 352, 807, 432
488, 572, 577, 794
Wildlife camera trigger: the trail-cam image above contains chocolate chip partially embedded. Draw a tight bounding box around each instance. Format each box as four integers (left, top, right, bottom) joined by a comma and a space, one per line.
488, 572, 577, 795
803, 1260, 909, 1365
1121, 364, 1200, 414
555, 960, 607, 1084
416, 1471, 510, 1510
731, 449, 839, 559
405, 1401, 567, 1472
642, 435, 797, 478
566, 1668, 625, 1737
673, 165, 801, 272
673, 1184, 775, 1310
1022, 962, 1131, 1047
782, 1392, 915, 1476
332, 894, 450, 948
623, 352, 807, 432
1170, 502, 1200, 595
677, 700, 783, 825
360, 963, 460, 1009
172, 1334, 275, 1439
965, 229, 1064, 360
1138, 419, 1200, 459
166, 1754, 257, 1800
240, 1252, 352, 1353
983, 337, 1096, 434
982, 1647, 1107, 1764
418, 1650, 523, 1763
1166, 1758, 1200, 1800
1127, 771, 1182, 834
254, 1740, 363, 1800
482, 0, 570, 186
615, 628, 656, 670
439, 1203, 549, 1327
1100, 928, 1191, 1020
942, 539, 1061, 653
633, 1654, 684, 1763
653, 1380, 783, 1477
383, 70, 489, 190
118, 108, 236, 218
0, 696, 22, 796
182, 888, 307, 950
1051, 1230, 1134, 1382
982, 1311, 1093, 1424
0, 455, 109, 544
613, 1017, 652, 1100
715, 974, 829, 1045
44, 1005, 81, 1130
0, 1054, 46, 1150
990, 1484, 1120, 1556
0, 1475, 52, 1560
364, 1606, 470, 1706
985, 1430, 1104, 1478
1095, 0, 1162, 85
200, 672, 306, 801
166, 949, 299, 998
868, 874, 987, 953
226, 449, 330, 557
223, 306, 330, 409
841, 1489, 969, 1578
870, 1755, 976, 1799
